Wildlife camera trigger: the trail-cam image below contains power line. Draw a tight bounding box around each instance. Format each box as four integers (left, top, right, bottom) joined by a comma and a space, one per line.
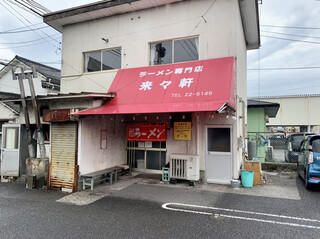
248, 77, 320, 82
1, 0, 60, 49
261, 30, 320, 40
248, 66, 320, 70
0, 21, 44, 32
261, 24, 320, 30
0, 25, 49, 34
188, 0, 217, 35
0, 1, 60, 50
261, 35, 320, 44
0, 37, 61, 49
0, 33, 60, 44
6, 0, 42, 18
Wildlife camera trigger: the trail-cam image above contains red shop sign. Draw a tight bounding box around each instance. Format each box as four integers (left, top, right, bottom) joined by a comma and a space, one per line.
127, 123, 166, 142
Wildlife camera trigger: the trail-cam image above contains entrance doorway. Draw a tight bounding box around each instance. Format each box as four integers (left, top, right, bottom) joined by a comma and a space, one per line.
127, 141, 166, 172
1, 124, 21, 176
206, 126, 232, 184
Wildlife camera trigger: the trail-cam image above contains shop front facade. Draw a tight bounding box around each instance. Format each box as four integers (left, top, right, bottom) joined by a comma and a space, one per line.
76, 57, 240, 184
43, 0, 260, 185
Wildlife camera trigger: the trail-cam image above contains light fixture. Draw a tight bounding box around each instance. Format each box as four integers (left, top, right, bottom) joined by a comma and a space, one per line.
169, 115, 172, 120
144, 115, 147, 120
133, 116, 135, 121
121, 117, 124, 122
232, 115, 237, 120
211, 113, 214, 119
110, 116, 113, 121
226, 112, 229, 119
182, 114, 185, 120
156, 115, 159, 120
101, 37, 109, 43
197, 113, 200, 119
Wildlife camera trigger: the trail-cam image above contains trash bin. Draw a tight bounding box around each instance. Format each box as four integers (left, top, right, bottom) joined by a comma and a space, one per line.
241, 170, 254, 188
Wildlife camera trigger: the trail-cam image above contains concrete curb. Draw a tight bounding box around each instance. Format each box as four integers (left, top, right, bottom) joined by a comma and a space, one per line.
262, 162, 297, 172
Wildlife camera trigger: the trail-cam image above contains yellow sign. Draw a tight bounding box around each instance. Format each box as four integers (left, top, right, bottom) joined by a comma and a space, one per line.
174, 122, 192, 141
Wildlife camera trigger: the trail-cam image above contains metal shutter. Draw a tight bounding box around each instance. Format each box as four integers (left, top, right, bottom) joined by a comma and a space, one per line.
50, 122, 77, 189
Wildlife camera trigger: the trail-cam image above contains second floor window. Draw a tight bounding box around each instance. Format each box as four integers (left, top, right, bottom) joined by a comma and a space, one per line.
84, 48, 121, 72
150, 37, 199, 66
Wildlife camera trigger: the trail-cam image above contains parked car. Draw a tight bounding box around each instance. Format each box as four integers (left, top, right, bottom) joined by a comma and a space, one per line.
297, 135, 320, 189
284, 133, 314, 163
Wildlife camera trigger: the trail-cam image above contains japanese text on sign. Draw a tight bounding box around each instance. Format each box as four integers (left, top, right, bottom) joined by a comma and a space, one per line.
127, 123, 166, 142
174, 122, 192, 141
138, 65, 204, 91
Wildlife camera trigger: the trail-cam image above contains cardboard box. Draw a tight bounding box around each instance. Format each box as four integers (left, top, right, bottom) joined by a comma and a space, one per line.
244, 161, 261, 185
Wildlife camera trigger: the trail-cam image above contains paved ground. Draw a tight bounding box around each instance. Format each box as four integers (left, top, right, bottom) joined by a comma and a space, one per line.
58, 171, 300, 206
1, 172, 320, 239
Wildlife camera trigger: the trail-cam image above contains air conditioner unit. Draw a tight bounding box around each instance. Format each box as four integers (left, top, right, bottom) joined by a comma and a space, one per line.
170, 154, 200, 181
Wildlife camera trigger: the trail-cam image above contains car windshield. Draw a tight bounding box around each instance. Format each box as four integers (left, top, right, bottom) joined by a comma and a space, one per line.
312, 139, 320, 153
292, 135, 305, 148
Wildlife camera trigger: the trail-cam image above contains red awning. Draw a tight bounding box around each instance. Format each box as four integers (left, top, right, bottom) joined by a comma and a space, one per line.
75, 57, 235, 115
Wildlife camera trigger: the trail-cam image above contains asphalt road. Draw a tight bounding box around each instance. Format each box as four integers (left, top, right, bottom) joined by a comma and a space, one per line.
0, 178, 320, 239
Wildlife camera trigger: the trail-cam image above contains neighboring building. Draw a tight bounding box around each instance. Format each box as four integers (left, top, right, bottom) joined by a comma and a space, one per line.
40, 0, 260, 187
252, 95, 320, 133
0, 55, 60, 96
0, 92, 20, 153
0, 56, 61, 178
247, 99, 280, 162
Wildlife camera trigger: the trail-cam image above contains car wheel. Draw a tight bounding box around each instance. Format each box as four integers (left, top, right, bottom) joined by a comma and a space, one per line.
305, 171, 311, 190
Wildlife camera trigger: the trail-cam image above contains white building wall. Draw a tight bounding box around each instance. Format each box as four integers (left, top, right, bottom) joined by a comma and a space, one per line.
0, 65, 50, 96
0, 104, 16, 120
79, 115, 126, 175
235, 1, 248, 177
61, 0, 242, 94
253, 96, 320, 127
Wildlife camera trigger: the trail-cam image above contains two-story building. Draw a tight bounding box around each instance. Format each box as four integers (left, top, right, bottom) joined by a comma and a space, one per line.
42, 0, 260, 189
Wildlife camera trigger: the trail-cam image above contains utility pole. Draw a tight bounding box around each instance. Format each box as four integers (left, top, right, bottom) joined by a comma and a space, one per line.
13, 68, 35, 158
13, 66, 46, 159
25, 66, 46, 159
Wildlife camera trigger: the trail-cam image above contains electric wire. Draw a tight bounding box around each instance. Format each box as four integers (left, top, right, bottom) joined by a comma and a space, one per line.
188, 0, 217, 35
1, 0, 60, 50
0, 37, 61, 49
0, 33, 60, 44
261, 30, 320, 40
6, 0, 42, 18
248, 66, 320, 70
0, 25, 49, 34
261, 35, 320, 44
261, 24, 320, 30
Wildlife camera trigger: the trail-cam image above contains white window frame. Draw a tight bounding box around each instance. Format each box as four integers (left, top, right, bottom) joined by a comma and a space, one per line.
149, 36, 199, 66
83, 47, 122, 73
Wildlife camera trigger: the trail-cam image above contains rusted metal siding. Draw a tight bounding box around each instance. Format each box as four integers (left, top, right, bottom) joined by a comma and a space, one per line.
50, 122, 77, 189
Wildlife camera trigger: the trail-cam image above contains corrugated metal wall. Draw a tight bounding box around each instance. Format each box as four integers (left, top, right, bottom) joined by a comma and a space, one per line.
50, 122, 77, 189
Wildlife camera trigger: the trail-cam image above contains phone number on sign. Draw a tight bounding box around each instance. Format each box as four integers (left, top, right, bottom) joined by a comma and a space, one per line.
185, 91, 213, 97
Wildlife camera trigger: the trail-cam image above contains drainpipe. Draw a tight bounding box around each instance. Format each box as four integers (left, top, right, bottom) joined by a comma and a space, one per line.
240, 97, 246, 169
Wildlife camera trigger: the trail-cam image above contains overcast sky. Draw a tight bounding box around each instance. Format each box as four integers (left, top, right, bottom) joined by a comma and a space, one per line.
1, 0, 320, 97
